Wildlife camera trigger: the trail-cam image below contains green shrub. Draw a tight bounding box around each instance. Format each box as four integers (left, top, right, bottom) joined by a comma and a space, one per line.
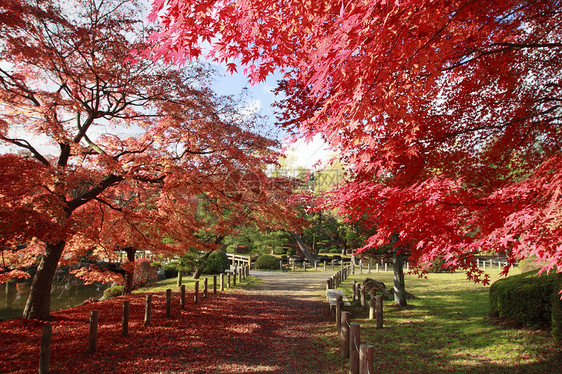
254, 254, 280, 270
490, 271, 558, 328
200, 250, 230, 274
286, 248, 296, 257
551, 274, 562, 345
103, 285, 123, 299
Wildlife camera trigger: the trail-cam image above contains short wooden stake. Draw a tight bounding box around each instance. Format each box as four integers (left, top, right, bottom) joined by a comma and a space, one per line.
376, 295, 383, 329
359, 263, 363, 274
145, 294, 152, 325
239, 268, 242, 283
349, 323, 360, 374
303, 262, 307, 271
360, 285, 366, 308
203, 278, 208, 298
292, 262, 295, 272
369, 290, 375, 320
336, 295, 343, 332
233, 270, 237, 286
194, 281, 199, 303
220, 273, 225, 291
384, 263, 388, 272
360, 343, 374, 374
323, 261, 326, 271
327, 279, 332, 290
353, 281, 358, 302
38, 324, 51, 374
122, 300, 130, 336
340, 311, 351, 359
88, 310, 98, 353
227, 273, 231, 288
166, 289, 172, 317
180, 285, 186, 309
213, 275, 217, 294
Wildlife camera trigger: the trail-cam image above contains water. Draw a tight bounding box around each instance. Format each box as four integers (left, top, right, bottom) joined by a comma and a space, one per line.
1, 280, 106, 320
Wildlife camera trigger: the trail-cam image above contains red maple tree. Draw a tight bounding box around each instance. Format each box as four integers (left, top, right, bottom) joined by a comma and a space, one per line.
0, 0, 299, 320
148, 0, 562, 282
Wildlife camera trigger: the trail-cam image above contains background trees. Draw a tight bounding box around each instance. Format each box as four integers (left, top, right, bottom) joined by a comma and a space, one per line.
148, 0, 562, 282
0, 0, 298, 320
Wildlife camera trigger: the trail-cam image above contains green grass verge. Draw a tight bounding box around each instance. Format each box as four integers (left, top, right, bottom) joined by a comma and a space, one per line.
134, 273, 260, 294
321, 270, 561, 373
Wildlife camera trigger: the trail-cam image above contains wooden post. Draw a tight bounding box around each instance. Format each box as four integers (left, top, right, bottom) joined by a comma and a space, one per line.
88, 310, 98, 353
360, 344, 374, 374
340, 311, 351, 359
280, 260, 283, 270
166, 289, 172, 317
369, 291, 375, 320
336, 295, 343, 332
327, 279, 332, 290
332, 260, 335, 270
360, 284, 366, 308
314, 261, 318, 271
303, 261, 307, 271
376, 263, 379, 272
180, 285, 186, 309
239, 268, 242, 283
352, 262, 355, 275
204, 278, 208, 298
38, 324, 52, 374
213, 275, 217, 294
349, 323, 360, 374
227, 273, 231, 288
384, 263, 388, 272
341, 261, 344, 272
376, 295, 383, 329
324, 261, 327, 271
194, 281, 199, 303
359, 262, 363, 274
122, 300, 130, 337
233, 270, 237, 286
368, 260, 372, 273
353, 281, 357, 302
145, 294, 152, 325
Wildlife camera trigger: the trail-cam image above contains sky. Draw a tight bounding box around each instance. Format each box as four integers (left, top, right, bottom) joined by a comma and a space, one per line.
212, 67, 333, 170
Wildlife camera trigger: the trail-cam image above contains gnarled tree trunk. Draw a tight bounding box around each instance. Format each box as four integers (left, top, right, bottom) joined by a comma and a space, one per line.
292, 233, 317, 263
123, 247, 136, 294
22, 241, 66, 320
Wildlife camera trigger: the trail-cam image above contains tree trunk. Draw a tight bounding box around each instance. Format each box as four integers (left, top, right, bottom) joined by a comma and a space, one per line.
192, 251, 212, 280
292, 233, 317, 263
177, 272, 183, 286
22, 241, 65, 320
393, 252, 407, 307
123, 247, 136, 294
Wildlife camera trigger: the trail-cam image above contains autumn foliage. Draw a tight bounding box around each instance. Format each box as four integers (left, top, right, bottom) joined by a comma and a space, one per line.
148, 0, 562, 282
0, 0, 301, 320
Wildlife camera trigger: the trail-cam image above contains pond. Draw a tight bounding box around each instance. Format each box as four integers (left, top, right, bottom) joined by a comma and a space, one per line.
0, 280, 106, 320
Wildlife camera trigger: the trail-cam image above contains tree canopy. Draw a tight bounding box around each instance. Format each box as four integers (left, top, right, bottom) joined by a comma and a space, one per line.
148, 0, 562, 282
0, 0, 300, 319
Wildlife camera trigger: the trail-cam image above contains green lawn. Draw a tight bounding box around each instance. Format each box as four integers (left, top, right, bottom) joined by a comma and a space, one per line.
134, 273, 259, 294
326, 270, 561, 373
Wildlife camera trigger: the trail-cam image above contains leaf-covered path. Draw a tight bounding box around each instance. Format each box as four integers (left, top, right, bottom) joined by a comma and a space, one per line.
0, 271, 340, 373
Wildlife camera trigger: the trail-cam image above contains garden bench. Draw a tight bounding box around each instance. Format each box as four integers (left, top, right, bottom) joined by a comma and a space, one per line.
326, 289, 351, 312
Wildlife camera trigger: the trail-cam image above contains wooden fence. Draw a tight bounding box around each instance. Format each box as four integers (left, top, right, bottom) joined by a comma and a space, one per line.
2, 265, 251, 373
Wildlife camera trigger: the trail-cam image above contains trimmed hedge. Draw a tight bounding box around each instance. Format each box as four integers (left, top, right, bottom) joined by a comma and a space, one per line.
552, 274, 562, 345
254, 254, 279, 270
489, 271, 558, 329
200, 250, 230, 275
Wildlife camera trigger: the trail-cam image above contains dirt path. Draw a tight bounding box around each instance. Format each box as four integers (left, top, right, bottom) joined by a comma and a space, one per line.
1, 271, 342, 374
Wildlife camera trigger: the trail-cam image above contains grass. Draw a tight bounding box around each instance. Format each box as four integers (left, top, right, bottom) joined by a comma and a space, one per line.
323, 269, 561, 373
134, 272, 260, 294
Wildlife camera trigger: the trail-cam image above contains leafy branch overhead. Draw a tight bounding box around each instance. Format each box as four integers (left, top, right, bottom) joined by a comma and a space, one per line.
149, 0, 562, 281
